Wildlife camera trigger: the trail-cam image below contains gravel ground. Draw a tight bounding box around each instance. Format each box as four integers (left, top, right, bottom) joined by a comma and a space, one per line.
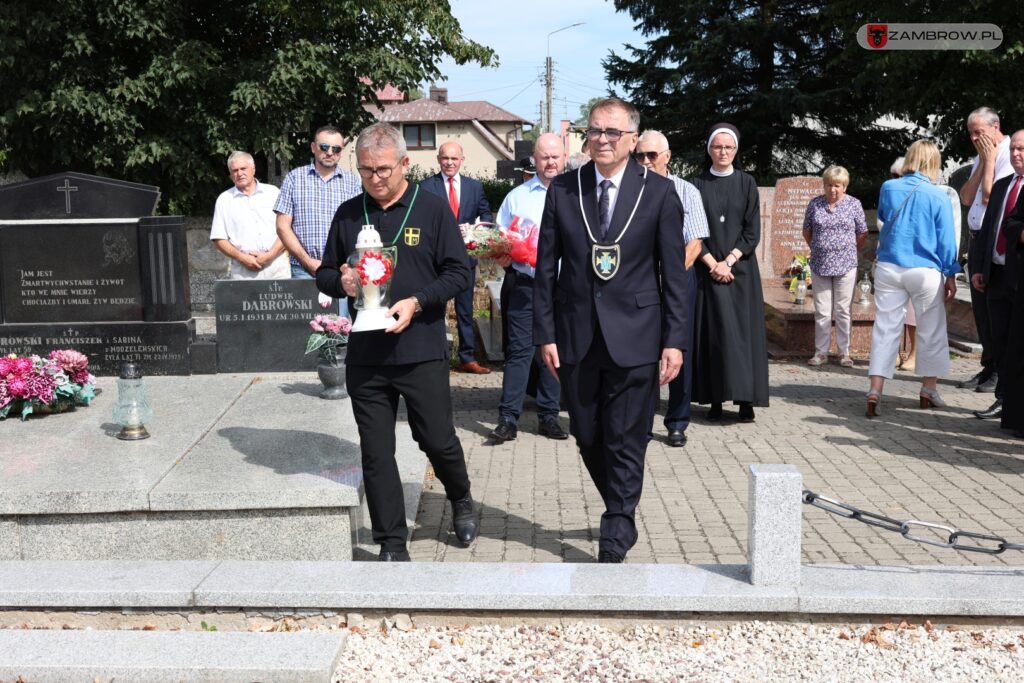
336, 620, 1024, 682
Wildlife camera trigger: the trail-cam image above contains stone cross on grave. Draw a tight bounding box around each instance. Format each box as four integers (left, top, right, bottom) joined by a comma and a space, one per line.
56, 179, 78, 214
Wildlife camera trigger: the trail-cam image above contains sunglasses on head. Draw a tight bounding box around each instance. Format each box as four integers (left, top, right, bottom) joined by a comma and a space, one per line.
317, 143, 343, 154
633, 151, 665, 162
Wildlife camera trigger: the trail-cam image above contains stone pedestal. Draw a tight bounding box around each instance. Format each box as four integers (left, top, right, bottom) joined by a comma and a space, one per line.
747, 463, 802, 587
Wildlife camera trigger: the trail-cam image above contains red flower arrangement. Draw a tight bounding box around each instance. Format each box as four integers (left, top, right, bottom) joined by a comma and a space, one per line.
505, 216, 540, 268
0, 349, 96, 420
356, 250, 394, 286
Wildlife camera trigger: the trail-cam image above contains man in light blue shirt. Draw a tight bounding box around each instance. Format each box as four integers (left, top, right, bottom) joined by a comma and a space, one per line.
634, 130, 709, 447
488, 133, 567, 444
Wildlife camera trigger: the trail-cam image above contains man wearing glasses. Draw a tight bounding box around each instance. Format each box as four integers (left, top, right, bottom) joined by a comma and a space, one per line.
534, 98, 689, 563
316, 123, 478, 562
275, 126, 361, 316
420, 141, 494, 374
634, 130, 709, 448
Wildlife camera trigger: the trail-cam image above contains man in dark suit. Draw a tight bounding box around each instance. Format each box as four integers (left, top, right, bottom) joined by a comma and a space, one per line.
534, 97, 688, 563
970, 129, 1024, 421
420, 141, 494, 374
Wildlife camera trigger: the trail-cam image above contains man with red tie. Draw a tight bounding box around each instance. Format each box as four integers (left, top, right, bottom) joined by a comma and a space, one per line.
420, 141, 494, 374
969, 129, 1024, 421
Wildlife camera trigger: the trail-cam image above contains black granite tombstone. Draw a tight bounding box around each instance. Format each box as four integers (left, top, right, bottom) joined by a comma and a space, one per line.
0, 172, 194, 375
215, 279, 335, 372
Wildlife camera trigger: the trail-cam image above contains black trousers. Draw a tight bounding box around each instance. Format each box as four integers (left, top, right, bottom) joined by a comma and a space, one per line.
346, 360, 470, 552
986, 265, 1015, 398
558, 327, 659, 557
970, 234, 995, 373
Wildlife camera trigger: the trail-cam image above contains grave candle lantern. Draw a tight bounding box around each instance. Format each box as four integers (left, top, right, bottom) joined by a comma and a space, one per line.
857, 271, 872, 305
348, 225, 397, 333
113, 362, 153, 440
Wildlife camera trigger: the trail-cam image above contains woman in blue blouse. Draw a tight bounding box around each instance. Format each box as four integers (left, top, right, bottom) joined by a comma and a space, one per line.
866, 140, 960, 417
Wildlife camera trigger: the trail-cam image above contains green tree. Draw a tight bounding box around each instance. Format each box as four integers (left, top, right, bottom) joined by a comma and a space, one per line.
0, 1, 495, 213
604, 0, 915, 183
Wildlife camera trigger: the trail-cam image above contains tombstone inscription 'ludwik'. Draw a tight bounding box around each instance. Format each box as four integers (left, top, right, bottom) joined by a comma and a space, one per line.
215, 279, 331, 372
0, 172, 194, 375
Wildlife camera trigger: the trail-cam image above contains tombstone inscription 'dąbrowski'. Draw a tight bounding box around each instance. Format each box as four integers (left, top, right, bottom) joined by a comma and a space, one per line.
0, 172, 195, 375
214, 279, 334, 372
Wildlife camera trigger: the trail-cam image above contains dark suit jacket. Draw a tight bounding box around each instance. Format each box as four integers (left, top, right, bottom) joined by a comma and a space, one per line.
419, 173, 493, 225
972, 173, 1023, 289
533, 159, 688, 367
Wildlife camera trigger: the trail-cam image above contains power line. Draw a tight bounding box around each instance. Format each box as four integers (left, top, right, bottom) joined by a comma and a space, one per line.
499, 76, 543, 107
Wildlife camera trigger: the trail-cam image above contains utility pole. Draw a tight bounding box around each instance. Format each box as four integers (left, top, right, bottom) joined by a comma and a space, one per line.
545, 56, 553, 134
545, 22, 584, 133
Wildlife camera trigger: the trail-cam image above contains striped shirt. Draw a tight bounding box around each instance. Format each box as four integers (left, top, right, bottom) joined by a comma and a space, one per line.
273, 162, 361, 267
668, 173, 710, 243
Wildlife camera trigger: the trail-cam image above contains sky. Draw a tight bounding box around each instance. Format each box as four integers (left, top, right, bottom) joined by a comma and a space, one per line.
433, 0, 650, 126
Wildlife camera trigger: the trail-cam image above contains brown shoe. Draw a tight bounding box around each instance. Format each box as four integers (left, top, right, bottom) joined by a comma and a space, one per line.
456, 361, 491, 374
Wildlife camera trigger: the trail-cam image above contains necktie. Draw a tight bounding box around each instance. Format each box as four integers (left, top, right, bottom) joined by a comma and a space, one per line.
997, 175, 1021, 256
598, 179, 612, 240
448, 177, 459, 218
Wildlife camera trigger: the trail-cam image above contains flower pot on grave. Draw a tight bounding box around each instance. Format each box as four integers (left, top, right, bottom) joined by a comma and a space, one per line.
317, 361, 347, 400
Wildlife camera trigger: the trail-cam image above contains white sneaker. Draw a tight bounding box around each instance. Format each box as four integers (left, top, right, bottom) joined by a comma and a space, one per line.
807, 354, 827, 366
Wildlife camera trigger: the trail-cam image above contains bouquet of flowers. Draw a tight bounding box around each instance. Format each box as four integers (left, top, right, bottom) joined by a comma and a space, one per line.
504, 216, 540, 268
786, 254, 812, 292
305, 314, 352, 366
0, 349, 96, 421
462, 222, 510, 259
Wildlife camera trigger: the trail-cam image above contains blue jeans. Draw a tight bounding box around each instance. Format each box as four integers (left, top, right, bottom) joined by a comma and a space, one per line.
664, 266, 698, 431
498, 273, 560, 423
293, 263, 350, 319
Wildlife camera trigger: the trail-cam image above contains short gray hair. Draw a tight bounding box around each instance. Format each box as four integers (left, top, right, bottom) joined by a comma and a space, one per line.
638, 130, 669, 150
589, 97, 640, 132
226, 151, 254, 169
967, 107, 999, 127
355, 122, 407, 159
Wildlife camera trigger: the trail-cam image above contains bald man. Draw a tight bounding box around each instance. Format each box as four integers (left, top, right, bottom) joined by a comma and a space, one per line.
420, 141, 494, 373
634, 130, 709, 447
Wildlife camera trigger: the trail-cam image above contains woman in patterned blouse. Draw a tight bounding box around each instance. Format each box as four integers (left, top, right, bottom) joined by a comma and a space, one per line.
802, 166, 868, 368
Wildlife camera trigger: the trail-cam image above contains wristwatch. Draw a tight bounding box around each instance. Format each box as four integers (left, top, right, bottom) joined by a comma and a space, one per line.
411, 296, 423, 315
725, 255, 737, 267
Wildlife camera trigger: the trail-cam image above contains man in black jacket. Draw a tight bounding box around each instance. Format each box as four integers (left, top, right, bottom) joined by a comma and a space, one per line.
969, 130, 1024, 420
316, 122, 478, 561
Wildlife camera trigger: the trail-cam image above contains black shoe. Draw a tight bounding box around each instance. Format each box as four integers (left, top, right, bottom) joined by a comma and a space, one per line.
976, 373, 998, 393
667, 429, 687, 447
958, 370, 989, 389
738, 404, 755, 423
706, 403, 723, 421
597, 550, 624, 563
488, 419, 517, 443
452, 494, 479, 546
538, 418, 568, 440
974, 399, 1003, 420
378, 549, 411, 562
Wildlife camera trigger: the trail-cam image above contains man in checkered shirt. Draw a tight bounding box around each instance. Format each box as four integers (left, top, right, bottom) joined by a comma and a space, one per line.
275, 126, 361, 317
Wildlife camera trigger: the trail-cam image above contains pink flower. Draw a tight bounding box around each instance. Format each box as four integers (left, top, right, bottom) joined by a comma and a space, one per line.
309, 319, 325, 333
0, 381, 10, 409
49, 349, 88, 374
0, 358, 12, 376
25, 371, 55, 404
12, 357, 32, 374
7, 377, 28, 398
339, 317, 352, 335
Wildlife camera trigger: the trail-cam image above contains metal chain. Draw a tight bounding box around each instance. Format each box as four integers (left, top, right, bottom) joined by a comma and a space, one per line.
802, 490, 1022, 555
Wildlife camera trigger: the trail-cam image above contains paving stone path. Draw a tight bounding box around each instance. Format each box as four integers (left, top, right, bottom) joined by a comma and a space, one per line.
411, 357, 1024, 566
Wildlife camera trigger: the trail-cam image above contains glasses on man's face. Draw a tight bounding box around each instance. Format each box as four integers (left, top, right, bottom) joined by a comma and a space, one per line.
633, 150, 666, 162
710, 145, 736, 153
585, 128, 635, 142
317, 143, 343, 154
356, 161, 400, 180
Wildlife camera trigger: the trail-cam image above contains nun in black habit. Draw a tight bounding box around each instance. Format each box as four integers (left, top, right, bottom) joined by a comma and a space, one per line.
690, 123, 770, 421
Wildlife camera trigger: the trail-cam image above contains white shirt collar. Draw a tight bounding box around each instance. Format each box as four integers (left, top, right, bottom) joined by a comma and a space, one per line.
595, 164, 627, 189
229, 179, 265, 197
709, 166, 734, 177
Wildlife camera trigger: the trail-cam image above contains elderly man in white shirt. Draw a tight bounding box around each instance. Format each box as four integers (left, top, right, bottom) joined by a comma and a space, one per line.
210, 151, 289, 280
958, 107, 1014, 392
